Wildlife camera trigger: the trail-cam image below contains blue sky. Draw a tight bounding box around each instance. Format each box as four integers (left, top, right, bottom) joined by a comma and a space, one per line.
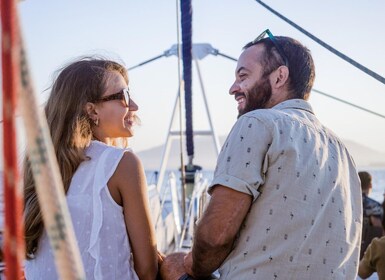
13, 0, 385, 156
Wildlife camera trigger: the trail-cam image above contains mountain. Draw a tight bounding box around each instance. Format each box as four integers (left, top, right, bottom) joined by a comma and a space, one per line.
136, 136, 221, 171
137, 136, 385, 171
343, 140, 385, 168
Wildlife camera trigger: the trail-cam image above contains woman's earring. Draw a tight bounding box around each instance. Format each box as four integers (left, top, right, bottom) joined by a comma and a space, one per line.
94, 118, 99, 127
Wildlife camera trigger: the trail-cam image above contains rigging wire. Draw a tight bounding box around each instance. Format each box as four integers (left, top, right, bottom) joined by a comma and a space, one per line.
2, 88, 382, 126
1, 0, 86, 278
3, 62, 385, 126
254, 0, 385, 85
312, 89, 385, 119
127, 54, 166, 71
216, 52, 237, 62
123, 0, 385, 125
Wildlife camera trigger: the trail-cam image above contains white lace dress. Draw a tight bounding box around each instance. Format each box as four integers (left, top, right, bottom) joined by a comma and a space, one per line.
25, 141, 139, 280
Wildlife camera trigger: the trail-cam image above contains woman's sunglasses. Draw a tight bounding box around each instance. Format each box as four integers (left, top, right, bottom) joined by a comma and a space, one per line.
94, 88, 130, 107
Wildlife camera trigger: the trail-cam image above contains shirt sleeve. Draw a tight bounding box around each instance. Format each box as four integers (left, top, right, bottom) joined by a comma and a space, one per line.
364, 197, 383, 218
360, 237, 385, 277
208, 115, 272, 202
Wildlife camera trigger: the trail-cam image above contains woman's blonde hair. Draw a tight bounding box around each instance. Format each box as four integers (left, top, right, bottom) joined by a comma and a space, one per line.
24, 57, 128, 258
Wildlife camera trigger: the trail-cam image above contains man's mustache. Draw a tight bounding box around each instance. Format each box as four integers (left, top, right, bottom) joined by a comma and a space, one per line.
234, 92, 246, 100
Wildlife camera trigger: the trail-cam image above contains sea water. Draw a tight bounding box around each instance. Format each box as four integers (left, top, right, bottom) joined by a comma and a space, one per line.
146, 167, 385, 204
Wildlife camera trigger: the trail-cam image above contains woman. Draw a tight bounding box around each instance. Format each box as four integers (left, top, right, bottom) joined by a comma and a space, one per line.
24, 58, 158, 279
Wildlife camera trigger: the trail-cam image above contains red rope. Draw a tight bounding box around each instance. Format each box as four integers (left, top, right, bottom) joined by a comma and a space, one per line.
1, 0, 25, 278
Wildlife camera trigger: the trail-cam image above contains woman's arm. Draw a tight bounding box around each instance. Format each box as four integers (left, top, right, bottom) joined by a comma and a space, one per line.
112, 152, 158, 280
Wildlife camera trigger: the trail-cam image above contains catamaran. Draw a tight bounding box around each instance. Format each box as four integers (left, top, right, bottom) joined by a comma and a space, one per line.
1, 0, 385, 279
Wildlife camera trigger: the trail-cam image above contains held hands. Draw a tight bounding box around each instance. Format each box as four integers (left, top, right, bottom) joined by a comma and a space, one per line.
159, 252, 188, 280
159, 251, 216, 280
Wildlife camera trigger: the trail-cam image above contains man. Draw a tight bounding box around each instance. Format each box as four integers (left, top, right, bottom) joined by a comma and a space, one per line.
383, 192, 385, 230
161, 30, 362, 280
358, 171, 384, 259
359, 171, 383, 228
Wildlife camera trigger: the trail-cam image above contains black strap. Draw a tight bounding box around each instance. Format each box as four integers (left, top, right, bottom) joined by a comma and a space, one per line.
178, 273, 194, 280
178, 273, 218, 280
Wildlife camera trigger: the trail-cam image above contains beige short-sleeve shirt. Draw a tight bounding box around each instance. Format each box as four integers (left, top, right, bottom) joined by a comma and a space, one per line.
360, 236, 385, 279
209, 99, 362, 280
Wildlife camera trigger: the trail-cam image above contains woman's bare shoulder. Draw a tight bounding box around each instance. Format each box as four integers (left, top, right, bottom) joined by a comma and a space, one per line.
111, 151, 146, 191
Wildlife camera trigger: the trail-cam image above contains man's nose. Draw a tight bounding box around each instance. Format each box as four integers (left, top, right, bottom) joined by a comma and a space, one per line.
229, 81, 240, 95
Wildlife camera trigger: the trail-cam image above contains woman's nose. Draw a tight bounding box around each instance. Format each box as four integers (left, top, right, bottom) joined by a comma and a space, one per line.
129, 98, 139, 111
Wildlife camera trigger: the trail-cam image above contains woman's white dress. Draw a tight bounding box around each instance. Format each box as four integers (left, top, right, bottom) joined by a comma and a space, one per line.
25, 141, 139, 279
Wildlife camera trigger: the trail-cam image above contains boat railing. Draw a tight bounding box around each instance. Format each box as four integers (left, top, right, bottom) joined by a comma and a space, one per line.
178, 171, 210, 250
149, 170, 211, 253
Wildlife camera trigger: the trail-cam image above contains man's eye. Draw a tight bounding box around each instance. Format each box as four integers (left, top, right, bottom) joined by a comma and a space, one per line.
239, 74, 247, 80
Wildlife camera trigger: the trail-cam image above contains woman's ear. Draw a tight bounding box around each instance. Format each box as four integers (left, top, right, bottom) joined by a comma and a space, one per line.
85, 102, 98, 122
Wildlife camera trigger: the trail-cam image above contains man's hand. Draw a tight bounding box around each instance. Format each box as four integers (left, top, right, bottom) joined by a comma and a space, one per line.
159, 252, 188, 280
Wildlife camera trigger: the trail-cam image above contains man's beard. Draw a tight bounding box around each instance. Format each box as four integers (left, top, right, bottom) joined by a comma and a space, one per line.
238, 76, 272, 118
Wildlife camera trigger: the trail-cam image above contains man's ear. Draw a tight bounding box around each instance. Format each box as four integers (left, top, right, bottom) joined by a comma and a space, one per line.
85, 102, 98, 122
271, 65, 289, 89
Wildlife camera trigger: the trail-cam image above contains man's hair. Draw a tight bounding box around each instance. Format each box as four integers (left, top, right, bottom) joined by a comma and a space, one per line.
243, 36, 315, 100
358, 171, 372, 191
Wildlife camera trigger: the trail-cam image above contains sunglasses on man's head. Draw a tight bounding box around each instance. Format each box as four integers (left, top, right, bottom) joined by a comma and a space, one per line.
94, 88, 130, 107
250, 29, 289, 68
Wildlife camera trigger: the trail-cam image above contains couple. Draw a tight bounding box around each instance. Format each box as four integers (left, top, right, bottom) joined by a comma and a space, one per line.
24, 31, 362, 280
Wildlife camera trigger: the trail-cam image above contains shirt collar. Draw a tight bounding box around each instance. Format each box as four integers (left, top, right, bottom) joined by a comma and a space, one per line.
272, 99, 315, 115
